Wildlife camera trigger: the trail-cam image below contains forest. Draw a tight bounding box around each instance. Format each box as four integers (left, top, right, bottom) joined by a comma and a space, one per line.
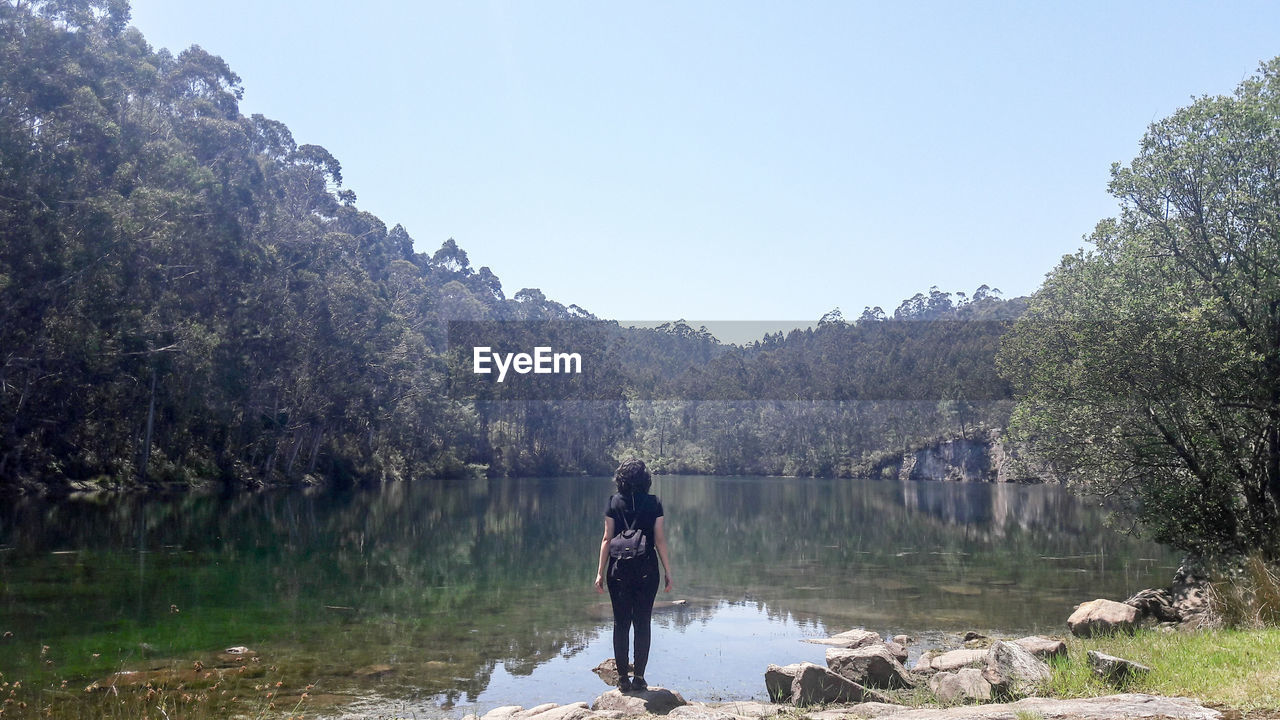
0, 1, 1024, 491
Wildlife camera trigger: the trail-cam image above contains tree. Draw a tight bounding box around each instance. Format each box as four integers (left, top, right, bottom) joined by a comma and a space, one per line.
999, 57, 1280, 560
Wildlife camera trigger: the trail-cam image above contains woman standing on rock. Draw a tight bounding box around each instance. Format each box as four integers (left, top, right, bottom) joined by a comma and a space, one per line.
594, 458, 673, 692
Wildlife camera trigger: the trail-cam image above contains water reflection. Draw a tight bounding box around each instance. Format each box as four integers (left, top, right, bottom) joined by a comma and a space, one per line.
0, 477, 1176, 709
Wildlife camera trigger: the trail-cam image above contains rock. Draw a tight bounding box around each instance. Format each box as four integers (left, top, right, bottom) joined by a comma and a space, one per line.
592, 687, 687, 715
679, 701, 778, 718
1067, 599, 1140, 637
913, 650, 938, 673
826, 645, 915, 690
216, 646, 258, 664
1125, 588, 1181, 623
892, 634, 912, 646
764, 662, 890, 705
481, 706, 525, 720
927, 649, 988, 672
667, 703, 757, 720
1012, 635, 1067, 661
353, 663, 393, 678
86, 668, 224, 691
803, 628, 883, 649
593, 658, 620, 686
513, 703, 562, 719
883, 641, 908, 664
982, 640, 1051, 699
1172, 562, 1218, 628
765, 664, 801, 702
522, 703, 594, 720
826, 693, 1219, 719
928, 668, 992, 704
807, 703, 908, 720
1087, 650, 1152, 686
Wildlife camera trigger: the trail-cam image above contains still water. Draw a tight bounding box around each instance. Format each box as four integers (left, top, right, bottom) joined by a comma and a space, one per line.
0, 476, 1176, 715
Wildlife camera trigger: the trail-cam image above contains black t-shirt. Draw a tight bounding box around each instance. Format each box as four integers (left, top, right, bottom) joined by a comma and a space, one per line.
606, 492, 664, 572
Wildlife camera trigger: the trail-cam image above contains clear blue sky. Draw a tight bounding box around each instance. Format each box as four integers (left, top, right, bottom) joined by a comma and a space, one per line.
127, 1, 1280, 325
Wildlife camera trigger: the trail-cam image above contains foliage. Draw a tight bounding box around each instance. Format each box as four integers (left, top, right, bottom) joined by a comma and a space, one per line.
1000, 57, 1280, 559
1207, 553, 1280, 628
0, 0, 1027, 488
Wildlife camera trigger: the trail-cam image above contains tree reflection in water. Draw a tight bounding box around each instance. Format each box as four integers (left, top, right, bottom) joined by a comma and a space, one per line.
0, 477, 1175, 709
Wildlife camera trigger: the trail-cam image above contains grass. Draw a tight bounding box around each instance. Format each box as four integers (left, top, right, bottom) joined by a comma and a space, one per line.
1046, 627, 1280, 711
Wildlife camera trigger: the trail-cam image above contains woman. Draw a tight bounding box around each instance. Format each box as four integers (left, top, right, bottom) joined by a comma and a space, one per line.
593, 458, 673, 692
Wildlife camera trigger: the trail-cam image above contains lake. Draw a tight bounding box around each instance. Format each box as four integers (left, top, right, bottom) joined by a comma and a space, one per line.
0, 476, 1176, 717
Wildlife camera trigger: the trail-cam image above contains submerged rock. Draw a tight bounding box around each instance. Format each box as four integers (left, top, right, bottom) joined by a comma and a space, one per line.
353, 663, 393, 678
802, 628, 882, 649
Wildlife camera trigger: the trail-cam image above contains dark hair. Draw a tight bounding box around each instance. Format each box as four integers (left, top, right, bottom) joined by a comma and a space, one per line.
614, 458, 651, 494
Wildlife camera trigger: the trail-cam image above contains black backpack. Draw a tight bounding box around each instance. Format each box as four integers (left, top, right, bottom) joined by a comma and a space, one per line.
608, 493, 648, 561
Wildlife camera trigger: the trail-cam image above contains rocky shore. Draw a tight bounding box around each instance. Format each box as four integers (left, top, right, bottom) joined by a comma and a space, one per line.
476, 570, 1229, 720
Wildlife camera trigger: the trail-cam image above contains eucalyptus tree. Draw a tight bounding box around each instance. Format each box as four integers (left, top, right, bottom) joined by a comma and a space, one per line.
1000, 58, 1280, 559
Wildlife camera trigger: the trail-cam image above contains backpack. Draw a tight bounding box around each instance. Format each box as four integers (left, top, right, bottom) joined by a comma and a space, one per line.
608, 494, 649, 561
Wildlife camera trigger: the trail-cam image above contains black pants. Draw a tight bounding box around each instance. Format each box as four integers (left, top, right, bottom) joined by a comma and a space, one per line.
607, 561, 660, 678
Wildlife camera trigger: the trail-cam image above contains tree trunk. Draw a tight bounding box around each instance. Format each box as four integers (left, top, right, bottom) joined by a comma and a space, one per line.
139, 365, 156, 484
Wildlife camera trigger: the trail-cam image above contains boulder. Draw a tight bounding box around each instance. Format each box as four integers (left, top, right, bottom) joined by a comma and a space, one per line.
883, 641, 908, 664
1067, 599, 1140, 637
1125, 588, 1181, 623
764, 663, 802, 702
593, 658, 620, 686
764, 662, 890, 705
1087, 650, 1152, 686
593, 688, 687, 715
1172, 562, 1218, 628
928, 668, 992, 704
802, 628, 882, 649
1012, 635, 1067, 661
825, 645, 915, 690
926, 648, 988, 672
891, 634, 912, 646
982, 640, 1051, 699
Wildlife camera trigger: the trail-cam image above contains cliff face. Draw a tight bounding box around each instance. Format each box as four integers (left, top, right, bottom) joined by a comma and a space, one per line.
869, 430, 1047, 483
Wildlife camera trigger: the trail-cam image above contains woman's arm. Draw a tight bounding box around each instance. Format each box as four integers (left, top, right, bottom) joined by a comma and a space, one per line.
654, 516, 673, 592
594, 516, 615, 594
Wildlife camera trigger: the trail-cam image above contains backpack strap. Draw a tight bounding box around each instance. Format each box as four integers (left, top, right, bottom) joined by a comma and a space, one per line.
621, 492, 638, 531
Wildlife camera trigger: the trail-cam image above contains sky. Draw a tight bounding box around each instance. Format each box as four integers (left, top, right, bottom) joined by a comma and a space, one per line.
125, 1, 1280, 327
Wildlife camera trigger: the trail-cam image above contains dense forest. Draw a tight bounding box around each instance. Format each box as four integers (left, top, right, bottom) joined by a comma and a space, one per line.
0, 1, 1022, 491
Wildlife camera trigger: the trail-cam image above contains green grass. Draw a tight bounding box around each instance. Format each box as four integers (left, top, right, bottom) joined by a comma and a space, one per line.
1047, 628, 1280, 711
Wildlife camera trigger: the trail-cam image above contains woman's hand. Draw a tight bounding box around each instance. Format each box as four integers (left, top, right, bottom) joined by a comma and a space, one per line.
664, 573, 674, 593
594, 573, 605, 594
